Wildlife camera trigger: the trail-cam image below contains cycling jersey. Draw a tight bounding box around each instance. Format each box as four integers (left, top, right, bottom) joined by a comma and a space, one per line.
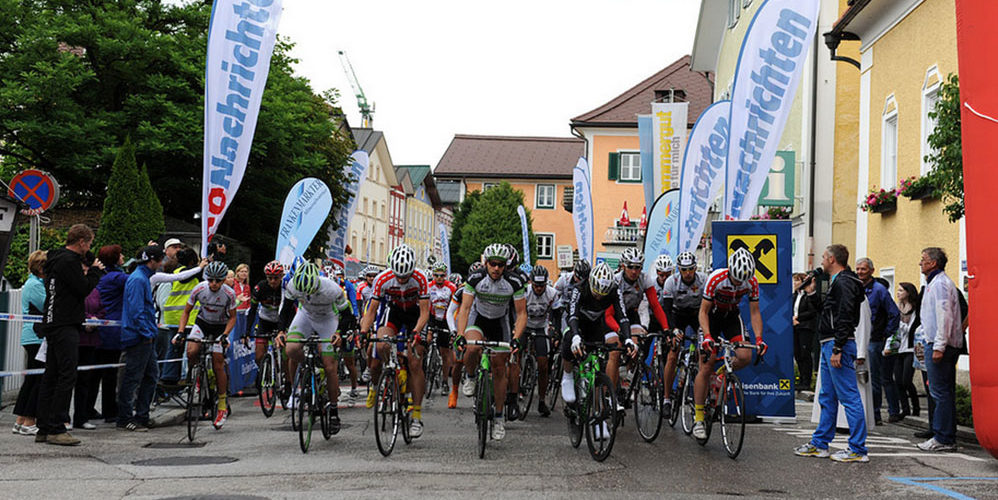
566, 279, 629, 337
280, 277, 351, 326
357, 281, 373, 304
246, 279, 282, 324
446, 287, 464, 334
187, 282, 236, 325
662, 272, 708, 313
525, 284, 560, 329
428, 280, 457, 321
372, 269, 429, 311
463, 269, 526, 320
702, 268, 759, 314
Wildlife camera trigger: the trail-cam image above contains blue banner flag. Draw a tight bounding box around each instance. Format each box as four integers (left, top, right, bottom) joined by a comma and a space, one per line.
678, 100, 731, 253
638, 115, 654, 210
275, 178, 333, 266
572, 157, 594, 264
517, 205, 531, 265
326, 150, 370, 267
439, 223, 451, 274
642, 189, 680, 275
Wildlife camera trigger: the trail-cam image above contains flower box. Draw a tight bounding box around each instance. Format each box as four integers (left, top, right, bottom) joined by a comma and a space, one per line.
904, 184, 935, 200
870, 199, 897, 213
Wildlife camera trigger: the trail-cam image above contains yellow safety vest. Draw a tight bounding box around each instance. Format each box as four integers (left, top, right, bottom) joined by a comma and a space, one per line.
162, 266, 199, 327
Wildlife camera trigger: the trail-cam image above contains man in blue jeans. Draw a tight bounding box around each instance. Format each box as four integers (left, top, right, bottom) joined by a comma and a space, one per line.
917, 247, 963, 452
794, 244, 869, 463
855, 258, 900, 424
118, 246, 165, 431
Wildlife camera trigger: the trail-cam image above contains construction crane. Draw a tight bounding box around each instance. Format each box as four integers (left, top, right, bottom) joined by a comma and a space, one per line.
338, 50, 374, 128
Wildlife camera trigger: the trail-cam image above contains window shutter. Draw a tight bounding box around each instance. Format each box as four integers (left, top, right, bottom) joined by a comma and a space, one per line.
562, 185, 574, 213
608, 152, 620, 180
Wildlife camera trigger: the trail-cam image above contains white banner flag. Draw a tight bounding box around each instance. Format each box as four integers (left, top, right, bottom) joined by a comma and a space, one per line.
678, 100, 730, 253
572, 158, 594, 264
724, 0, 818, 220
651, 102, 689, 196
326, 150, 370, 268
202, 0, 283, 252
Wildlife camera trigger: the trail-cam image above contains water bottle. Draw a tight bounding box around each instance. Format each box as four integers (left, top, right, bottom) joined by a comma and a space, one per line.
856, 360, 869, 384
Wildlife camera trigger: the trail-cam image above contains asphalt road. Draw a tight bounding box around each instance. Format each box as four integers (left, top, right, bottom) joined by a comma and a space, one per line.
2, 385, 996, 499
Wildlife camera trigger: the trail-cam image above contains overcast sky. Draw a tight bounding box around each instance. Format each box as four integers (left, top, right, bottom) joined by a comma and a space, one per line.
277, 0, 701, 167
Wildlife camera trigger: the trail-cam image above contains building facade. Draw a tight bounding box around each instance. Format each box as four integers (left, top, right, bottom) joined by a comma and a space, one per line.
398, 165, 443, 269
347, 129, 398, 270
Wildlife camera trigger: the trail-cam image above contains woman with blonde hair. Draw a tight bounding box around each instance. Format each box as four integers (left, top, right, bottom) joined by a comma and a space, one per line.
12, 250, 47, 435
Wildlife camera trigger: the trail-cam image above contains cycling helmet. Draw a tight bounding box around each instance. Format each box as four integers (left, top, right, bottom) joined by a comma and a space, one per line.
654, 254, 674, 273
204, 261, 228, 281
322, 264, 334, 277
263, 260, 284, 277
390, 244, 416, 277
506, 244, 520, 268
332, 264, 344, 277
363, 265, 380, 277
589, 262, 615, 296
293, 262, 321, 294
620, 247, 644, 267
728, 248, 756, 283
431, 261, 448, 274
530, 264, 549, 283
468, 261, 485, 275
676, 251, 697, 271
448, 273, 463, 286
573, 259, 591, 282
482, 243, 511, 263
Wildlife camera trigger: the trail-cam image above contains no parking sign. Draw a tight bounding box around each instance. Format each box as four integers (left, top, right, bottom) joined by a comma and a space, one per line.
8, 169, 60, 213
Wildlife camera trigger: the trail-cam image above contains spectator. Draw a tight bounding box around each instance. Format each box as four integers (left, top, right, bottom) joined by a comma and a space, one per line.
854, 257, 900, 425
11, 251, 47, 436
74, 280, 104, 430
157, 248, 205, 384
117, 246, 166, 431
206, 241, 227, 262
794, 244, 869, 463
233, 264, 251, 312
34, 224, 105, 446
792, 272, 821, 394
162, 238, 184, 273
89, 245, 129, 424
890, 282, 921, 420
917, 247, 963, 452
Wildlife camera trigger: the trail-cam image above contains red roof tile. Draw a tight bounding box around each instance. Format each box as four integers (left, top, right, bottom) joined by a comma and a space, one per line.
433, 135, 584, 179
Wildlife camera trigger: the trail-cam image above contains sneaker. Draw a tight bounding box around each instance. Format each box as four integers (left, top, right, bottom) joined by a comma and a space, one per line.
78, 422, 97, 430
917, 437, 957, 452
361, 368, 371, 383
914, 429, 934, 439
119, 421, 149, 432
365, 390, 376, 409
17, 424, 39, 436
448, 388, 459, 409
46, 432, 81, 446
830, 449, 870, 463
35, 433, 47, 443
348, 388, 360, 399
492, 419, 506, 440
794, 443, 831, 458
561, 377, 576, 404
441, 384, 449, 397
692, 421, 707, 439
64, 423, 72, 431
538, 400, 551, 417
409, 419, 423, 439
213, 409, 228, 429
462, 377, 476, 397
661, 399, 673, 419
327, 404, 341, 435
12, 423, 21, 434
594, 422, 611, 440
506, 395, 521, 421
887, 413, 904, 423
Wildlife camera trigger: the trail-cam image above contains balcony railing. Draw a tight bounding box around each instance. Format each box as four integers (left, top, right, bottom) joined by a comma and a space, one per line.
604, 225, 642, 245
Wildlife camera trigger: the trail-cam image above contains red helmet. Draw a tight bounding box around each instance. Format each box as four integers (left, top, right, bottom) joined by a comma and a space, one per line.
264, 260, 284, 277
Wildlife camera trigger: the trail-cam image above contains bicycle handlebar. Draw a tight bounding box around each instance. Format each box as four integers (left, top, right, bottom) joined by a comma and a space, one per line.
456, 337, 512, 350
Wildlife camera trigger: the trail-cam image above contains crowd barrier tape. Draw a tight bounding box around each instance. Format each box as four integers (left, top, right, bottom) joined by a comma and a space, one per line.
0, 357, 186, 378
0, 312, 181, 329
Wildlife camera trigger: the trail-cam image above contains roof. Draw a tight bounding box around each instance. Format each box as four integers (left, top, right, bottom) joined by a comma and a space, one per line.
396, 165, 431, 186
352, 128, 384, 154
436, 180, 462, 205
570, 55, 713, 128
433, 135, 584, 179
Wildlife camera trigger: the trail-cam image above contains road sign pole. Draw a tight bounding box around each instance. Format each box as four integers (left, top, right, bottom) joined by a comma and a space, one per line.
29, 215, 39, 253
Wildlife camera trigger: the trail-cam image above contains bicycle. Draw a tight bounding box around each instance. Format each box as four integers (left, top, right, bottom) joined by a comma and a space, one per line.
368, 335, 414, 457
695, 337, 760, 459
565, 341, 624, 462
543, 328, 562, 413
513, 330, 550, 420
251, 333, 288, 418
673, 330, 700, 432
287, 334, 339, 454
455, 337, 512, 459
423, 324, 446, 399
619, 331, 666, 442
181, 336, 226, 443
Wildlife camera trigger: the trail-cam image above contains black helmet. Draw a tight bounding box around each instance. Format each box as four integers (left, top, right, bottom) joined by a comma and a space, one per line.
573, 260, 591, 282
530, 265, 549, 283
468, 261, 485, 275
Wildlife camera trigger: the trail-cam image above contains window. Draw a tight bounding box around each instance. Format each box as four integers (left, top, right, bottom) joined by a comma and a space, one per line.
535, 184, 555, 209
363, 197, 369, 215
728, 0, 741, 28
620, 152, 641, 182
536, 233, 554, 259
922, 65, 942, 174
880, 267, 896, 301
881, 96, 899, 190
483, 182, 498, 191
381, 202, 386, 220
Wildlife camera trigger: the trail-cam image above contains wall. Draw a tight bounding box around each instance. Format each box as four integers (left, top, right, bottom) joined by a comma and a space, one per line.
589, 133, 645, 253
831, 0, 862, 250
348, 146, 391, 266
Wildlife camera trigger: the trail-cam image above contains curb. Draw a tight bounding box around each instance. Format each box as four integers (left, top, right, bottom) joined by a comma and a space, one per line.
896, 414, 978, 444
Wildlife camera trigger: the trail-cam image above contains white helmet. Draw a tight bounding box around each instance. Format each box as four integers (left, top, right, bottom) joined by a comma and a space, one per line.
390, 244, 416, 277
482, 243, 511, 263
589, 262, 615, 296
728, 248, 756, 283
654, 254, 674, 273
676, 251, 697, 270
620, 247, 644, 267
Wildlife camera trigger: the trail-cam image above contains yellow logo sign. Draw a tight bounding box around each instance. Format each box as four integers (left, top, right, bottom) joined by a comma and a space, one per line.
727, 234, 778, 284
779, 379, 791, 391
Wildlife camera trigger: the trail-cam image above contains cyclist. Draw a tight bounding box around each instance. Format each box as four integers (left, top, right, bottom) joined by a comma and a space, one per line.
448, 273, 463, 288
615, 248, 670, 338
280, 262, 357, 434
356, 265, 380, 384
455, 244, 528, 440
523, 265, 560, 417
176, 261, 238, 429
245, 260, 288, 392
555, 260, 590, 332
426, 262, 458, 406
330, 264, 362, 400
359, 244, 431, 438
449, 262, 482, 401
692, 248, 768, 439
561, 262, 635, 410
660, 251, 707, 416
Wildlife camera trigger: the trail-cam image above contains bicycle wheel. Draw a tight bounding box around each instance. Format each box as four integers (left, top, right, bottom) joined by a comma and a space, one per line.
585, 373, 618, 462
518, 353, 537, 420
185, 365, 203, 442
277, 353, 290, 410
401, 390, 413, 445
667, 351, 684, 427
545, 351, 560, 411
297, 364, 315, 453
633, 363, 663, 442
373, 369, 399, 457
720, 373, 746, 459
475, 369, 491, 459
320, 388, 332, 441
425, 346, 441, 399
680, 362, 697, 435
259, 354, 276, 418
697, 375, 717, 446
567, 377, 583, 449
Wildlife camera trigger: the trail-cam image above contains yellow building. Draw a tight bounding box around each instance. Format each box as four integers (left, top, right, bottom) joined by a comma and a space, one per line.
826, 0, 964, 292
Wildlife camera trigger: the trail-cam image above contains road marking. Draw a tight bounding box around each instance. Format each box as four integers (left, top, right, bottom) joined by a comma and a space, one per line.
767, 426, 987, 462
888, 477, 998, 500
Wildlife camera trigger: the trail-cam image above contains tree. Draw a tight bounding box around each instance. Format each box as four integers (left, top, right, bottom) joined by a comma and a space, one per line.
924, 73, 963, 222
2, 225, 67, 288
97, 138, 163, 255
457, 183, 536, 269
448, 189, 481, 274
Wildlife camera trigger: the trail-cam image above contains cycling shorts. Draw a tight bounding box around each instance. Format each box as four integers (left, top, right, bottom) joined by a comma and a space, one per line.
526, 327, 551, 358
704, 310, 744, 343
562, 315, 618, 363
253, 319, 281, 346
625, 309, 647, 336
380, 304, 421, 335
671, 311, 701, 340
466, 309, 511, 343
429, 318, 452, 349
287, 311, 340, 358
189, 319, 228, 354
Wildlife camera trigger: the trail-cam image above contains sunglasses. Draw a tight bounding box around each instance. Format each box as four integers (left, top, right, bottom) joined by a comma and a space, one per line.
208, 278, 225, 283
433, 273, 447, 278
486, 261, 506, 268
625, 265, 642, 270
